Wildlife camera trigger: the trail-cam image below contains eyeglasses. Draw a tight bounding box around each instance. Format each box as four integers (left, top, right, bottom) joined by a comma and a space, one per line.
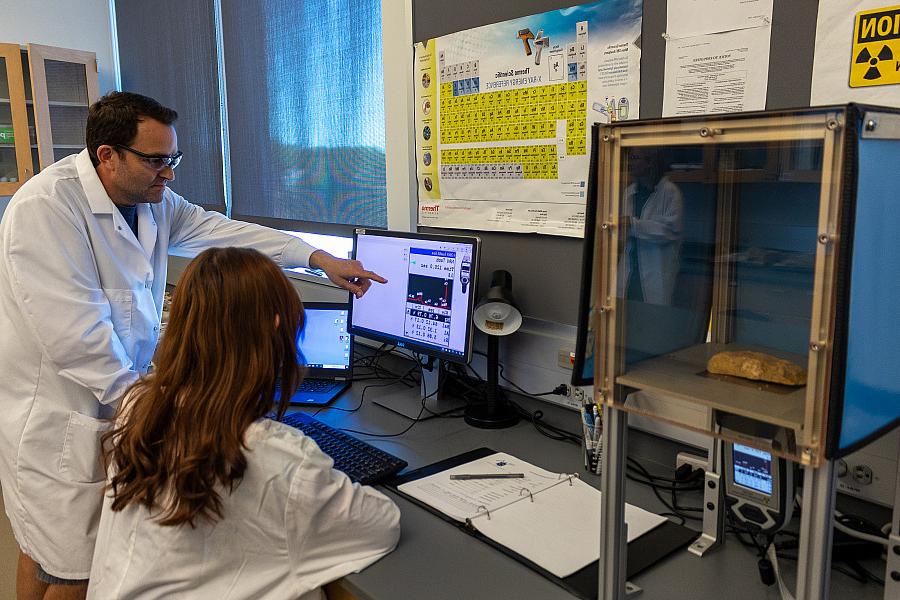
115, 145, 183, 170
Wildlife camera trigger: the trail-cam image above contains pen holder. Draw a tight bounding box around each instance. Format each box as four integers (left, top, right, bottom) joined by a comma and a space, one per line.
580, 403, 602, 475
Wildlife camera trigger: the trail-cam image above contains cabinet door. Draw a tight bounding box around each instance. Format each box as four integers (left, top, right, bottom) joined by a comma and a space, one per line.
27, 44, 99, 171
0, 43, 34, 195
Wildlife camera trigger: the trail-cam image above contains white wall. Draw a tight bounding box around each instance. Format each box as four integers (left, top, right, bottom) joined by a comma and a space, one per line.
0, 0, 116, 220
0, 0, 116, 94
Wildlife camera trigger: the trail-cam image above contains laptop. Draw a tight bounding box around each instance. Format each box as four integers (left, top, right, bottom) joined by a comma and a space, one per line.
286, 302, 353, 406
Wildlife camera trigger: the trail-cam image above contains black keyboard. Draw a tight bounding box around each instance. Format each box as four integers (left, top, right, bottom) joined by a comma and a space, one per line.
279, 412, 407, 485
296, 379, 340, 392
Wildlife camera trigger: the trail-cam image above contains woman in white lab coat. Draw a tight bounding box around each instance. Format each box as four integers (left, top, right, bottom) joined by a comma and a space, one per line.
87, 247, 400, 599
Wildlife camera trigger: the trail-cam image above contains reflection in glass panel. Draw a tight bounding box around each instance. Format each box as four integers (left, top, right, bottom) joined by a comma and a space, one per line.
731, 142, 822, 357
618, 145, 716, 367
617, 140, 823, 369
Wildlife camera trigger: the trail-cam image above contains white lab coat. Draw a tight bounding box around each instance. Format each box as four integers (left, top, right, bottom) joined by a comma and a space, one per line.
0, 150, 317, 578
617, 177, 684, 305
88, 418, 400, 600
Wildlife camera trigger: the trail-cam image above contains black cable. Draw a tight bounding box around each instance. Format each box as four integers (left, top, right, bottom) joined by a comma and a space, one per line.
351, 345, 420, 386
626, 457, 704, 490
624, 457, 704, 521
518, 406, 582, 444
336, 360, 437, 438
850, 562, 885, 586
658, 512, 687, 526
472, 349, 564, 397
314, 374, 414, 416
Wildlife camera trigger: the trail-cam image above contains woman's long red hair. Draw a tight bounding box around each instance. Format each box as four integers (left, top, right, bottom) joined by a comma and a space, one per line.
102, 247, 304, 527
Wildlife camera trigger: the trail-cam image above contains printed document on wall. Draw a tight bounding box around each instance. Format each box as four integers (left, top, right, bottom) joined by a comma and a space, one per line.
666, 0, 773, 38
811, 1, 900, 108
662, 26, 772, 117
415, 1, 643, 237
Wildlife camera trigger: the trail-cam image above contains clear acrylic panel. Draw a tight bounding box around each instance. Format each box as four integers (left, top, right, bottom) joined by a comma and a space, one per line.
617, 141, 823, 359
617, 144, 715, 366
612, 137, 825, 459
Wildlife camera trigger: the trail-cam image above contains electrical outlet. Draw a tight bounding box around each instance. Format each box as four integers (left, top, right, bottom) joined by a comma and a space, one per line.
557, 347, 575, 370
836, 429, 898, 507
555, 384, 582, 409
852, 464, 874, 485
676, 451, 709, 473
563, 383, 586, 402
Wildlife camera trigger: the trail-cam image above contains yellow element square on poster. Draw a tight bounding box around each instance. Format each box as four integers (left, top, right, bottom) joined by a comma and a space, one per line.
850, 5, 900, 88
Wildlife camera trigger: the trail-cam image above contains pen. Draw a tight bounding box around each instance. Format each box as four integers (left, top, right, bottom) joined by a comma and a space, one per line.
449, 473, 526, 480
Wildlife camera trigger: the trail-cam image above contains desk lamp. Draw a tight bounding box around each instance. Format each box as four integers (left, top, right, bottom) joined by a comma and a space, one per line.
465, 270, 522, 428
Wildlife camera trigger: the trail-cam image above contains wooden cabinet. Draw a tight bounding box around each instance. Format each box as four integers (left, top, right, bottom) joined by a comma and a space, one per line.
0, 43, 99, 195
27, 44, 100, 171
0, 43, 32, 196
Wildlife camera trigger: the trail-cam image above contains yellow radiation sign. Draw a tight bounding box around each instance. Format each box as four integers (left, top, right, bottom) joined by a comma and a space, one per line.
850, 5, 900, 88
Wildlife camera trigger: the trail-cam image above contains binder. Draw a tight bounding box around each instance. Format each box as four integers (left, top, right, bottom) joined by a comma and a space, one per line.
389, 448, 698, 600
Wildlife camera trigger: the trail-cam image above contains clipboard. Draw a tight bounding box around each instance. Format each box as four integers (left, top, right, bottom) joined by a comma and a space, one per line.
388, 448, 698, 600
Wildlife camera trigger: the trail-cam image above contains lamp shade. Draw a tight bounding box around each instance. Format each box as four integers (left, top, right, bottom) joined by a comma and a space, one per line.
473, 270, 521, 336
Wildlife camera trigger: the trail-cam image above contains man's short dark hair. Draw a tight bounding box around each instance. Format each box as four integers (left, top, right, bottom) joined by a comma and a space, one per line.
86, 91, 178, 166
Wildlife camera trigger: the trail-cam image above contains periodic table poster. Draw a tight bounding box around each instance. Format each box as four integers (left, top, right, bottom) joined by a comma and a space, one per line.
415, 1, 643, 237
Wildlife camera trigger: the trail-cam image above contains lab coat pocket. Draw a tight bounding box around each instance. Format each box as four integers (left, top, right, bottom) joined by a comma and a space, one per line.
104, 288, 134, 346
59, 411, 111, 483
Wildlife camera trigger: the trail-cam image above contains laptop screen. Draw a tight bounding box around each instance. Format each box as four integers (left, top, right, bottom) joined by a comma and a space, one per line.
297, 304, 352, 374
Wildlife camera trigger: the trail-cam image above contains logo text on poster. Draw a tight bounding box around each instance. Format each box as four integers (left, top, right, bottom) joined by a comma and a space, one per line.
850, 5, 900, 88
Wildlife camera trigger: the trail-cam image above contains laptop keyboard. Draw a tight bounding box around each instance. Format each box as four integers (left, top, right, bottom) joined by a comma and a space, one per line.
278, 412, 407, 485
296, 378, 339, 392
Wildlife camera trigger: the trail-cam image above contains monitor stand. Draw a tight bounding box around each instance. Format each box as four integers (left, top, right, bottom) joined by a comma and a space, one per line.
372, 358, 466, 420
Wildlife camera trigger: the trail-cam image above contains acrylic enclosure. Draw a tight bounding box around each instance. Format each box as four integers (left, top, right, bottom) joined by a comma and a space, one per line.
589, 105, 900, 466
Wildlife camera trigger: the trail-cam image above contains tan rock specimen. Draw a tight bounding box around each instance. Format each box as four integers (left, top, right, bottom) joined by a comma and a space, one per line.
707, 351, 806, 386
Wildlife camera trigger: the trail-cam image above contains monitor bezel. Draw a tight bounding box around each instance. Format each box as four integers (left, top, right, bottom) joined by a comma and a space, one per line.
349, 228, 480, 365
572, 124, 601, 386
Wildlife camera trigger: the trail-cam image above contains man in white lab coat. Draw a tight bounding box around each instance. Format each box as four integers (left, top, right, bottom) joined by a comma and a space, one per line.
617, 151, 684, 306
0, 91, 385, 599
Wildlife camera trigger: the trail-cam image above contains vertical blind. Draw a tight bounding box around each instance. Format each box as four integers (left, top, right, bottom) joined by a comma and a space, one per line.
222, 0, 387, 227
115, 0, 388, 227
115, 0, 225, 212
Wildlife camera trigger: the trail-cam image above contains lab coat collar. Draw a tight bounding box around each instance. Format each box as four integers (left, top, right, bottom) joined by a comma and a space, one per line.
75, 149, 117, 215
76, 149, 159, 259
137, 203, 158, 259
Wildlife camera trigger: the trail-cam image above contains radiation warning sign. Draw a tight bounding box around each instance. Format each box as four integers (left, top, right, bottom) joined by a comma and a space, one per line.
850, 5, 900, 88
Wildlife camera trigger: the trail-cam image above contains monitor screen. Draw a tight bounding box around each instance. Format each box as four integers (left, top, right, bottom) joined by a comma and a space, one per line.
350, 229, 479, 363
298, 304, 351, 372
280, 231, 354, 280
732, 443, 773, 496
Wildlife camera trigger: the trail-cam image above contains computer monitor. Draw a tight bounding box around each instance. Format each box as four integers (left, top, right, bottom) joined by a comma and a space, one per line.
280, 230, 354, 281
350, 229, 480, 364
572, 125, 601, 386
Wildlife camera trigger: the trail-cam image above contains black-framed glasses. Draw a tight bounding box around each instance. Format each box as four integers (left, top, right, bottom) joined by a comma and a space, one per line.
115, 145, 183, 170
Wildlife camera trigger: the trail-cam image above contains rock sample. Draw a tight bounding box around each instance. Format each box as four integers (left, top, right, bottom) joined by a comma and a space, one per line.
707, 351, 806, 386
